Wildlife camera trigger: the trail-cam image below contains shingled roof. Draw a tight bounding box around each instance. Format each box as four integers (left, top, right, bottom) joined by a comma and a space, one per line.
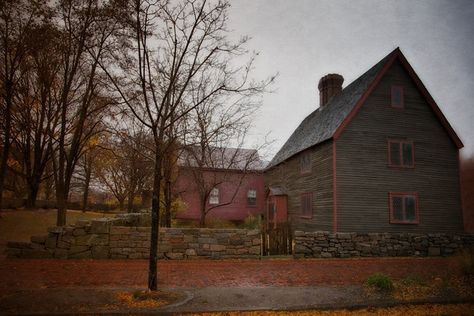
267, 48, 462, 169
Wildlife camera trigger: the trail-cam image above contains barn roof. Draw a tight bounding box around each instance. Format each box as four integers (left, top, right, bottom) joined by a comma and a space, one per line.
267, 48, 463, 169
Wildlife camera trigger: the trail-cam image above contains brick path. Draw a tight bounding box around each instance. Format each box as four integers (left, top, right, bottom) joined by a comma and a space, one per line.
0, 257, 459, 289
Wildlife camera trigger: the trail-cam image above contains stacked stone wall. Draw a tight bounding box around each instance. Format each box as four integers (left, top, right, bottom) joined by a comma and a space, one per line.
294, 231, 474, 258
6, 218, 261, 259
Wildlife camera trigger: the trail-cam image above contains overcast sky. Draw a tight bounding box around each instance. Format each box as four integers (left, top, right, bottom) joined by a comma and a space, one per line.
227, 0, 474, 160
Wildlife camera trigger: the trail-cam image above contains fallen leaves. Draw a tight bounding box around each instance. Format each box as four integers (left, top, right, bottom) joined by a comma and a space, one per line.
115, 289, 179, 309
193, 304, 474, 316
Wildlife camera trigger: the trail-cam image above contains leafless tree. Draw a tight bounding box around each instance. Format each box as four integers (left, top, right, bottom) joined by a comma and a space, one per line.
53, 0, 117, 225
0, 0, 46, 211
94, 0, 274, 290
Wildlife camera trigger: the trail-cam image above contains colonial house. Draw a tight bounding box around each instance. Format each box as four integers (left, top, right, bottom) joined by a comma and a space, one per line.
265, 48, 464, 233
174, 147, 265, 223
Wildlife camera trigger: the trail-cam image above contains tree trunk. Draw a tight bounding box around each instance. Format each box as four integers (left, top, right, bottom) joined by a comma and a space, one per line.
0, 87, 12, 212
164, 180, 171, 227
118, 198, 125, 212
127, 190, 134, 213
199, 198, 207, 228
26, 179, 40, 209
148, 151, 162, 291
56, 191, 67, 226
82, 165, 91, 212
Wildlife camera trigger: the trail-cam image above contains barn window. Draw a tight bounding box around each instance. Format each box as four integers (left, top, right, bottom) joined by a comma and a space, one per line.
388, 140, 414, 168
300, 151, 311, 174
389, 193, 419, 224
209, 187, 219, 205
391, 85, 404, 108
247, 189, 257, 206
300, 193, 313, 218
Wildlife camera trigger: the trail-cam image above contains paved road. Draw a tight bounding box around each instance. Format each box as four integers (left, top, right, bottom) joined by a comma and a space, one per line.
0, 257, 458, 289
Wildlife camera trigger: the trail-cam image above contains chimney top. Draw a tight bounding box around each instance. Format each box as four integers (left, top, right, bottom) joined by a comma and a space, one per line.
318, 74, 344, 107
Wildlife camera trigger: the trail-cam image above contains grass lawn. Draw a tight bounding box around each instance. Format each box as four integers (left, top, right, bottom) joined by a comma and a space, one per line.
0, 209, 115, 243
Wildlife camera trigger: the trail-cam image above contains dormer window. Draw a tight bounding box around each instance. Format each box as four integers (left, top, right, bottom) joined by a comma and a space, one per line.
391, 85, 404, 108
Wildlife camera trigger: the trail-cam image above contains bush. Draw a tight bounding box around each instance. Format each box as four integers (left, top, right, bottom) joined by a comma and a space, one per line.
366, 273, 394, 292
400, 273, 425, 286
205, 218, 237, 229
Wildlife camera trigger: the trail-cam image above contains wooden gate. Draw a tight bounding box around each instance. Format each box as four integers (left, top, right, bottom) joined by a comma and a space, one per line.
262, 222, 293, 256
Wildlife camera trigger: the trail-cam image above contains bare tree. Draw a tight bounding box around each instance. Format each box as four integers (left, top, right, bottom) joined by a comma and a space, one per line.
95, 0, 273, 290
0, 0, 45, 211
53, 0, 116, 225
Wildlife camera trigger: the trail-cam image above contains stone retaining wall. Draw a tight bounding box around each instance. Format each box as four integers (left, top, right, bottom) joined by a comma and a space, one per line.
6, 218, 261, 259
294, 231, 474, 258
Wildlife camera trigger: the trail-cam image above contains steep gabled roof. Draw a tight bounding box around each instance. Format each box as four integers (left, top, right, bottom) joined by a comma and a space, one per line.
267, 48, 463, 169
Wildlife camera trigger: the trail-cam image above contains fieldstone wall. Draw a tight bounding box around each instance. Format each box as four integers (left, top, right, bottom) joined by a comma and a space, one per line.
294, 231, 474, 258
5, 218, 261, 259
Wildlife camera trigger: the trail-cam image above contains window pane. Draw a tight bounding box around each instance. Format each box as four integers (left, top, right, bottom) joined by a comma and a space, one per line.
209, 188, 219, 205
247, 190, 257, 206
300, 152, 311, 173
402, 143, 413, 166
390, 142, 401, 166
392, 196, 403, 220
405, 196, 416, 221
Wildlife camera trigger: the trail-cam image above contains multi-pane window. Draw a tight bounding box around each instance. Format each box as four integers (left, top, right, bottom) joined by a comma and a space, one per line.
247, 189, 257, 206
391, 85, 404, 108
209, 187, 219, 205
300, 193, 313, 218
388, 140, 414, 168
300, 151, 311, 174
389, 193, 419, 224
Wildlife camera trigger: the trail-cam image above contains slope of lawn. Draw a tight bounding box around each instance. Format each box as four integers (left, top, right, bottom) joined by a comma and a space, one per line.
0, 209, 115, 243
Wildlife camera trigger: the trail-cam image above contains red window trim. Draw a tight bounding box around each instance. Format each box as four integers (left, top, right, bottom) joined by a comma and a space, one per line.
391, 85, 404, 109
389, 192, 419, 224
387, 139, 415, 168
300, 151, 312, 175
300, 192, 313, 219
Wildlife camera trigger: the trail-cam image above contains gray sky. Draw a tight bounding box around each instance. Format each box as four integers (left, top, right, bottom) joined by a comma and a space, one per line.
227, 0, 474, 160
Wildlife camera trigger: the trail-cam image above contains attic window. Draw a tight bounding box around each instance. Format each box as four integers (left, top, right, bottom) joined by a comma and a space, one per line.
300, 151, 311, 174
389, 192, 419, 224
391, 85, 404, 108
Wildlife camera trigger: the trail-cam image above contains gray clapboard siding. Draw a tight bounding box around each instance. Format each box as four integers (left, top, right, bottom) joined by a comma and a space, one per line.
265, 140, 334, 231
336, 60, 462, 233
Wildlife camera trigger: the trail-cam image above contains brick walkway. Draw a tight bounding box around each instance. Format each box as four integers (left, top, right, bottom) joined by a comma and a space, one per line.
0, 257, 458, 289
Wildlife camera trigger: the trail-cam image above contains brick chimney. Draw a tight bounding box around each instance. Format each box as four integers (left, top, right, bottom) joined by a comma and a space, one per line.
318, 74, 344, 107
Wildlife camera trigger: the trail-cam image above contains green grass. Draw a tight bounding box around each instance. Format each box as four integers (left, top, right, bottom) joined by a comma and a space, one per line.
365, 272, 394, 292
0, 209, 115, 242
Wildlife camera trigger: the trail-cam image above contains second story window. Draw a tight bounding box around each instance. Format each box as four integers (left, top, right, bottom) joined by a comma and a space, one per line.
300, 151, 311, 174
209, 187, 219, 205
388, 140, 414, 168
247, 189, 257, 206
391, 85, 404, 108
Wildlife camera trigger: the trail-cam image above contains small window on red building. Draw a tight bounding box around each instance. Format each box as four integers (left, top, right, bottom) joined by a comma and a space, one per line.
388, 140, 414, 168
391, 85, 404, 108
301, 193, 313, 218
389, 193, 419, 224
300, 151, 311, 174
247, 189, 257, 206
209, 187, 219, 205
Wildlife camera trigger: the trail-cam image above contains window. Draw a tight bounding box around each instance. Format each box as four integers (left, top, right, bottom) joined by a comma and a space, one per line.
300, 193, 313, 218
209, 187, 219, 205
300, 151, 311, 174
389, 193, 419, 224
247, 189, 257, 206
388, 140, 414, 168
391, 85, 404, 108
